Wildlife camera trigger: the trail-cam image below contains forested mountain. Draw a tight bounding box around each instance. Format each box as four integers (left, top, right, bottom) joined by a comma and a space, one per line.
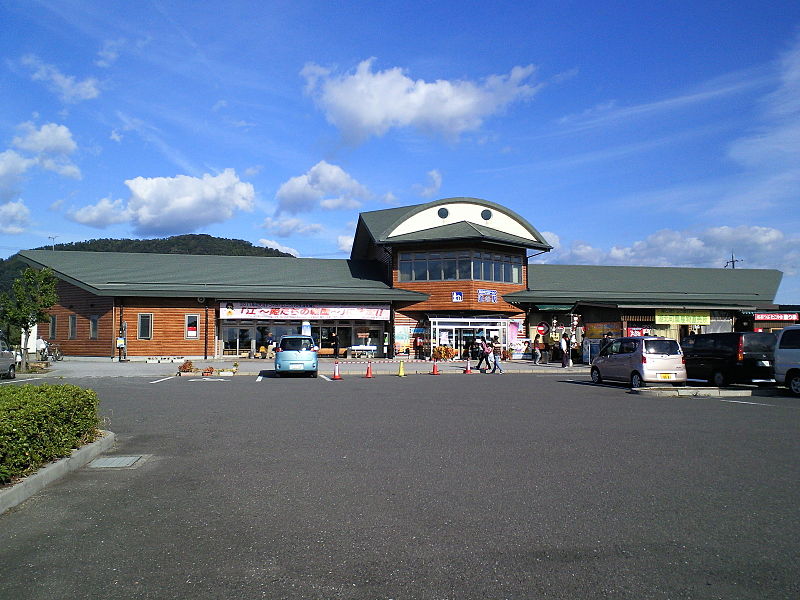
0, 234, 295, 294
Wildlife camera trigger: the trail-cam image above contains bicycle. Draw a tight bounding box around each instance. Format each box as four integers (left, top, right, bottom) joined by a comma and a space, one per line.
45, 342, 63, 361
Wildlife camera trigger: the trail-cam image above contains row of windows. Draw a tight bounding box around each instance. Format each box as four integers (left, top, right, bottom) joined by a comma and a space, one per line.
397, 250, 524, 283
50, 315, 100, 340
48, 314, 201, 341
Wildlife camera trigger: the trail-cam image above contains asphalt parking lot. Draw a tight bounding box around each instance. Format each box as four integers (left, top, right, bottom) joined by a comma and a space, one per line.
2, 372, 799, 599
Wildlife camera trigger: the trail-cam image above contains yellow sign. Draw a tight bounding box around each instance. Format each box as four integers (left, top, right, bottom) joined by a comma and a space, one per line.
655, 309, 710, 325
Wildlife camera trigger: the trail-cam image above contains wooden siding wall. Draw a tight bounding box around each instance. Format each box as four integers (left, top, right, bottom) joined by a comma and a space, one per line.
41, 281, 115, 357
40, 283, 216, 358
118, 298, 215, 357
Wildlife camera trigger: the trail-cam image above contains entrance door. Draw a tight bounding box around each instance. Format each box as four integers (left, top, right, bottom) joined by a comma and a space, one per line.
223, 326, 255, 355
456, 328, 477, 359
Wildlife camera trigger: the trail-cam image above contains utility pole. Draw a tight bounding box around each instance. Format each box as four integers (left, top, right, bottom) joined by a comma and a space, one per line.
48, 235, 58, 251
724, 252, 743, 269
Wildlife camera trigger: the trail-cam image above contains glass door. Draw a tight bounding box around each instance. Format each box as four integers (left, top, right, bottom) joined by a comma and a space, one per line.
456, 328, 477, 359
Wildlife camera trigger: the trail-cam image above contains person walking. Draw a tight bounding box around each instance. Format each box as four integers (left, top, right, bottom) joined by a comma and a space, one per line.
414, 334, 424, 359
560, 332, 570, 368
600, 331, 614, 352
331, 331, 340, 359
475, 336, 491, 371
490, 336, 505, 374
533, 334, 542, 365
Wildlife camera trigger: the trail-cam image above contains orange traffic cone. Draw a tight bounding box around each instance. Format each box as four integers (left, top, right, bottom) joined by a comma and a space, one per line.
463, 357, 473, 374
332, 361, 343, 380
364, 361, 374, 378
430, 360, 440, 375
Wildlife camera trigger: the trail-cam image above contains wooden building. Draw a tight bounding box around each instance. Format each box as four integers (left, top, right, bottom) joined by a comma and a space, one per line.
18, 197, 783, 360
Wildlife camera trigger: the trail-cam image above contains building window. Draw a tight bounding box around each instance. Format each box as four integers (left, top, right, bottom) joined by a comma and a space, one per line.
399, 250, 523, 283
89, 316, 99, 340
185, 314, 199, 339
138, 313, 153, 340
68, 314, 77, 339
49, 315, 57, 339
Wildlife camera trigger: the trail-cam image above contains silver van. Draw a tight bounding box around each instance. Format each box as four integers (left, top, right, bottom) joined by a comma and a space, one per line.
0, 338, 16, 379
774, 325, 800, 396
591, 336, 686, 388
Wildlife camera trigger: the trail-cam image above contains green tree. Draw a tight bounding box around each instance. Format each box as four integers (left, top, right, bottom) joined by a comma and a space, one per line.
0, 268, 58, 371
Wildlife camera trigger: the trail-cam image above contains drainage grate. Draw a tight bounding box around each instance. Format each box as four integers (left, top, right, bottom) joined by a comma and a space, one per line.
89, 455, 143, 468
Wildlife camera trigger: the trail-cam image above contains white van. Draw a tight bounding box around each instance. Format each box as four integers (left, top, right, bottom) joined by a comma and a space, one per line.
774, 325, 800, 396
0, 338, 16, 379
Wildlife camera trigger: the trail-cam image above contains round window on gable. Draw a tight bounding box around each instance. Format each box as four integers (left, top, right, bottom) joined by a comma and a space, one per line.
437, 207, 449, 219
481, 209, 492, 220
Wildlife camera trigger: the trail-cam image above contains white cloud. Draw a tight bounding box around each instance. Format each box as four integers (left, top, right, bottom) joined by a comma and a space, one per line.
21, 54, 100, 103
110, 130, 123, 142
302, 58, 540, 142
262, 216, 323, 237
95, 39, 125, 68
13, 122, 77, 155
337, 235, 354, 253
727, 35, 800, 172
275, 160, 370, 215
0, 150, 36, 201
413, 169, 442, 198
541, 226, 800, 276
258, 238, 299, 257
0, 199, 31, 234
11, 122, 81, 180
69, 169, 254, 235
70, 197, 130, 228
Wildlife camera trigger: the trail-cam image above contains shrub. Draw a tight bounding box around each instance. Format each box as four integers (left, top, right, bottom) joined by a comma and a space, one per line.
432, 346, 458, 361
0, 384, 100, 484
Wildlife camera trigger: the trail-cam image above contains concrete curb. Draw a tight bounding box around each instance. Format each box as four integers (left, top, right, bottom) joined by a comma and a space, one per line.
631, 387, 752, 398
0, 430, 116, 515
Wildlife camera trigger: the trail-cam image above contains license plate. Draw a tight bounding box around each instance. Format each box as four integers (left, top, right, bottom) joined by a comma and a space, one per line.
289, 363, 304, 370
758, 360, 771, 367
658, 373, 673, 380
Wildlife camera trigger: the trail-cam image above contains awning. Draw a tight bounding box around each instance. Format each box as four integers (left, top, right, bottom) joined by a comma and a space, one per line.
615, 304, 756, 310
534, 304, 574, 311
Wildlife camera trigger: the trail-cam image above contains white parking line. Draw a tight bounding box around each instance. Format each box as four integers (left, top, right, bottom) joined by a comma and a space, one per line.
720, 399, 775, 406
319, 374, 331, 381
256, 375, 263, 382
149, 376, 175, 384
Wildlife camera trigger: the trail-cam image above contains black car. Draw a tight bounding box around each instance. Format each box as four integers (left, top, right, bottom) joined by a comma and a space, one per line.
680, 332, 776, 386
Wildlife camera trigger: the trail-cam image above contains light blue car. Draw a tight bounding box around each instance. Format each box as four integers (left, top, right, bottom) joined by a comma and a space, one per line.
274, 335, 319, 377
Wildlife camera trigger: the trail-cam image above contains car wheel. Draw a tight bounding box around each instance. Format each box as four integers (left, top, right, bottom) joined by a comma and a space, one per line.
311, 371, 318, 378
788, 372, 800, 397
274, 372, 281, 378
6, 364, 14, 379
590, 367, 603, 384
709, 371, 726, 387
630, 372, 644, 388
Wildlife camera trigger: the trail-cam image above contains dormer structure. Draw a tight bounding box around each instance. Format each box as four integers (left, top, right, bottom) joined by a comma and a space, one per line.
352, 197, 552, 353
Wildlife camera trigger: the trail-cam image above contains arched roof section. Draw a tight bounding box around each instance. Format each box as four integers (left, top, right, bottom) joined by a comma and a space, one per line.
352, 198, 551, 258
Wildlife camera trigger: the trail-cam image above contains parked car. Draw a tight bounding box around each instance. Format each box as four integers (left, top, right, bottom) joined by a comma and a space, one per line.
0, 338, 16, 379
680, 332, 776, 386
274, 335, 318, 377
774, 325, 800, 396
590, 336, 686, 388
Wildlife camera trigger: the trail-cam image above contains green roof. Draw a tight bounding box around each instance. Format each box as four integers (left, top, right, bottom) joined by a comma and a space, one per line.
352, 197, 552, 258
505, 264, 782, 308
18, 250, 428, 302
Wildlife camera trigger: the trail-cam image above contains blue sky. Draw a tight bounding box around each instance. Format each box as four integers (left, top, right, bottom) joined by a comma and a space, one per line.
2, 1, 799, 302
